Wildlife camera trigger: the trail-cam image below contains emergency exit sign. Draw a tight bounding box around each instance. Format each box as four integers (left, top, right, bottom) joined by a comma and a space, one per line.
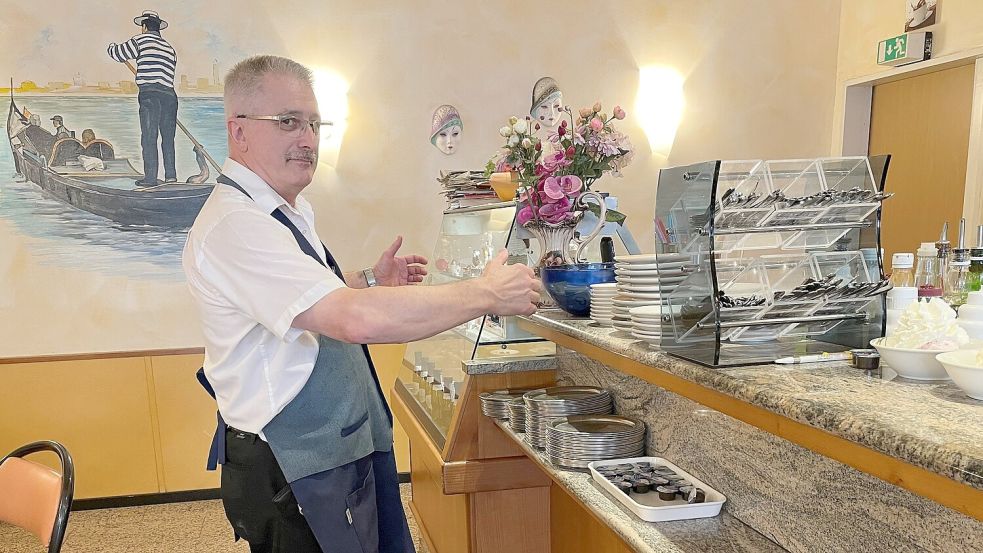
878, 32, 932, 67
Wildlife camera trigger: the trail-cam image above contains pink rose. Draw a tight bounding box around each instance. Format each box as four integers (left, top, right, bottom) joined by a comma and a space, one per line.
613, 106, 626, 120
590, 118, 604, 132
592, 101, 602, 112
517, 205, 535, 226
579, 107, 592, 118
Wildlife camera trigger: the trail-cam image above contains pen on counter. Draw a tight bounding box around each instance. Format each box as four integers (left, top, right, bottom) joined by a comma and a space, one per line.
774, 352, 853, 365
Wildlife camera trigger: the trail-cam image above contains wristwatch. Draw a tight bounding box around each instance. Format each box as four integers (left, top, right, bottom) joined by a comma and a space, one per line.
362, 267, 378, 287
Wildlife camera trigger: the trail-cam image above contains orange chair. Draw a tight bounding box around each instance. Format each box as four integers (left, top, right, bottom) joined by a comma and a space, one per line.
0, 441, 75, 553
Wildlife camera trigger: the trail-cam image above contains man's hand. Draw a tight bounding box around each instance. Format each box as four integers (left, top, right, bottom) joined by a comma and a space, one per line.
480, 250, 541, 316
372, 236, 428, 286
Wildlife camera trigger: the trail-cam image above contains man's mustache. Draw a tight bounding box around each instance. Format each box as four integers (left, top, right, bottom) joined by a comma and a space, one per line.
286, 151, 317, 163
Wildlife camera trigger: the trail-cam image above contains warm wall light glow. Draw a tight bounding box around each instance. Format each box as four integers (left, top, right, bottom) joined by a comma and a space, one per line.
635, 66, 685, 155
311, 68, 349, 165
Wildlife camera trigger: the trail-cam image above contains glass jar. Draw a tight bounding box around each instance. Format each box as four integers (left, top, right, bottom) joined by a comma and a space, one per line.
914, 242, 943, 299
889, 252, 915, 288
944, 249, 971, 308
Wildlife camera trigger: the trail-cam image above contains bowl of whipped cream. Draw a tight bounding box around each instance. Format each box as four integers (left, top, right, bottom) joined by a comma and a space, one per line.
871, 299, 970, 380
936, 350, 983, 400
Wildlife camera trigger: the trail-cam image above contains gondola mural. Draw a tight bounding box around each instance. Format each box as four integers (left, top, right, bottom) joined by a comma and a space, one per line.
0, 3, 277, 357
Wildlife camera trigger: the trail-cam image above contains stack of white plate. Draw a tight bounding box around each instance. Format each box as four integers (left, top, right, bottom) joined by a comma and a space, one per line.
524, 387, 613, 449
546, 414, 646, 470
508, 397, 527, 433
611, 253, 691, 332
628, 305, 663, 347
480, 389, 532, 420
590, 283, 618, 326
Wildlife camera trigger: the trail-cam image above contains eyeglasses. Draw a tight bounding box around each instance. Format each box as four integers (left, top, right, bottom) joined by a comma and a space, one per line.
235, 113, 333, 136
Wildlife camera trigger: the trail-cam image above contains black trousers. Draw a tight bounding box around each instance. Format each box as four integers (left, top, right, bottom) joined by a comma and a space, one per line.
221, 428, 415, 553
221, 428, 322, 553
137, 84, 177, 183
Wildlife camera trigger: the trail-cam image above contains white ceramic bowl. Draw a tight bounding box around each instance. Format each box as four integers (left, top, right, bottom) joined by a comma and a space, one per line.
869, 337, 952, 381
936, 350, 983, 400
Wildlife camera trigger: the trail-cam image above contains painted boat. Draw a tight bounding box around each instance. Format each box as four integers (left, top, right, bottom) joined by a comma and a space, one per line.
6, 93, 213, 228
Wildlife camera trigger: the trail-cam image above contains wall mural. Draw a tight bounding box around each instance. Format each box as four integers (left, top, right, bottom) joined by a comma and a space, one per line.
0, 3, 284, 357
430, 104, 462, 155
3, 7, 233, 282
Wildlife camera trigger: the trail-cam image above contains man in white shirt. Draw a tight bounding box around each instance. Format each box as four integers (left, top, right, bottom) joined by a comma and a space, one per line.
183, 55, 540, 553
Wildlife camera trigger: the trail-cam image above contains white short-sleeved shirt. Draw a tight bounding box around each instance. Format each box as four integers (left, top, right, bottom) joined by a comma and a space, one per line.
182, 159, 346, 436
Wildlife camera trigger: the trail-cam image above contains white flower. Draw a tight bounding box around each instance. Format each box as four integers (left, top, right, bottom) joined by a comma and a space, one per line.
521, 138, 532, 148
513, 119, 528, 134
508, 134, 520, 146
509, 116, 519, 125
499, 126, 513, 137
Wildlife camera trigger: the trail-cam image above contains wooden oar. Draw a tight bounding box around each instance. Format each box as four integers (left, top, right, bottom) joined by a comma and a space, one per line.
123, 61, 222, 175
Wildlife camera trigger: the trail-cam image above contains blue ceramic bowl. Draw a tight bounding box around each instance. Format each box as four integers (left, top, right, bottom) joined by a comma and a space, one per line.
541, 263, 617, 317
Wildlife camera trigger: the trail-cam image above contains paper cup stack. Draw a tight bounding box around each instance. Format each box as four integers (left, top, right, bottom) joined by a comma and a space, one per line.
628, 305, 664, 347
590, 283, 618, 326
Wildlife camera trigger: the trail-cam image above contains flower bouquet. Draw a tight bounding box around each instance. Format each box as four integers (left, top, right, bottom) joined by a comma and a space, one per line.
485, 103, 634, 266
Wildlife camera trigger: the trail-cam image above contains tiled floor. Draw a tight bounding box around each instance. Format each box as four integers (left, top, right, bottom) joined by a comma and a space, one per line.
0, 484, 429, 553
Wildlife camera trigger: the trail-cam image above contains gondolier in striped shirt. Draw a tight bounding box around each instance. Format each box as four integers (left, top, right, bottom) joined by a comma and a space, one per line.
107, 10, 178, 187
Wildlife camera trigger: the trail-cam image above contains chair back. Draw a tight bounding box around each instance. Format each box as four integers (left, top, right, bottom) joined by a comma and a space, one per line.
0, 441, 74, 553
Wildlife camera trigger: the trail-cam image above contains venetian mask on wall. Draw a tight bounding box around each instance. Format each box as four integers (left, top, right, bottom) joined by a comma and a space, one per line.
430, 105, 463, 155
530, 77, 564, 128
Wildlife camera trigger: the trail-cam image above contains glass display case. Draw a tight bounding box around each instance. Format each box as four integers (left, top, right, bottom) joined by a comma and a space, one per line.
397, 201, 556, 447
654, 156, 892, 367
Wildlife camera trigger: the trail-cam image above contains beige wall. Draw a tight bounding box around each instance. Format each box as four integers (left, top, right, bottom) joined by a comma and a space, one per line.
299, 0, 844, 264
833, 0, 983, 152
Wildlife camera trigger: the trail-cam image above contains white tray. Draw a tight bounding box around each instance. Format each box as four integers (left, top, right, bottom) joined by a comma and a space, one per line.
588, 456, 726, 522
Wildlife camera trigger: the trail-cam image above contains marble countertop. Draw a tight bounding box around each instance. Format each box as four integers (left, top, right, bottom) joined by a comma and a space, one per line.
522, 312, 983, 492
493, 420, 785, 553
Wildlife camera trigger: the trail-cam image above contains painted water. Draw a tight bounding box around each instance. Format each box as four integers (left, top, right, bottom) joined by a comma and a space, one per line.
0, 95, 228, 281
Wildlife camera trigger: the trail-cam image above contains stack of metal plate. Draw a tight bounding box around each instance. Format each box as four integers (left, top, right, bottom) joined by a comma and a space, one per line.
508, 398, 527, 433
523, 387, 613, 449
480, 389, 534, 420
546, 415, 646, 470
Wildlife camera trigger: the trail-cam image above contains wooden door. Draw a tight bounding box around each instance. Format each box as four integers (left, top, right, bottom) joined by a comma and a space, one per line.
868, 63, 975, 261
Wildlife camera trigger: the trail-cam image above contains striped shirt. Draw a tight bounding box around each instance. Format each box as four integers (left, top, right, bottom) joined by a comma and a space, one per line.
107, 33, 177, 89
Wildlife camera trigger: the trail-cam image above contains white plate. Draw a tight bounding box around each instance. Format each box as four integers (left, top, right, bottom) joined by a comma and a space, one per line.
621, 285, 662, 293
614, 261, 687, 271
590, 292, 618, 298
631, 324, 664, 333
619, 290, 663, 297
614, 254, 659, 263
622, 292, 665, 300
612, 301, 662, 308
617, 268, 687, 277
616, 253, 691, 263
589, 457, 726, 522
616, 277, 662, 285
629, 305, 664, 317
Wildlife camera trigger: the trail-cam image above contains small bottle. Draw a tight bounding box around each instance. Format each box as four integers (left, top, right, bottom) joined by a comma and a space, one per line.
600, 236, 615, 263
888, 253, 915, 287
915, 242, 944, 299
944, 249, 971, 308
944, 219, 971, 308
968, 225, 983, 292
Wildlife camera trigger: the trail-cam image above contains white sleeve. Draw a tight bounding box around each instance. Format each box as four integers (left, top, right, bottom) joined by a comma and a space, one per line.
194, 210, 345, 340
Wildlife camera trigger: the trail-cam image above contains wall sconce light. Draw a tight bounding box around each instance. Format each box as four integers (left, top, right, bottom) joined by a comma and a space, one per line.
635, 66, 685, 156
311, 68, 349, 166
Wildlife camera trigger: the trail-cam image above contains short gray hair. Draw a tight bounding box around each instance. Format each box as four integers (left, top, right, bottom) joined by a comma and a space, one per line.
224, 55, 313, 115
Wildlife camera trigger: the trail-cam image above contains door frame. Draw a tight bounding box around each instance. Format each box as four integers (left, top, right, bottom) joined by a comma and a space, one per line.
836, 46, 983, 232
